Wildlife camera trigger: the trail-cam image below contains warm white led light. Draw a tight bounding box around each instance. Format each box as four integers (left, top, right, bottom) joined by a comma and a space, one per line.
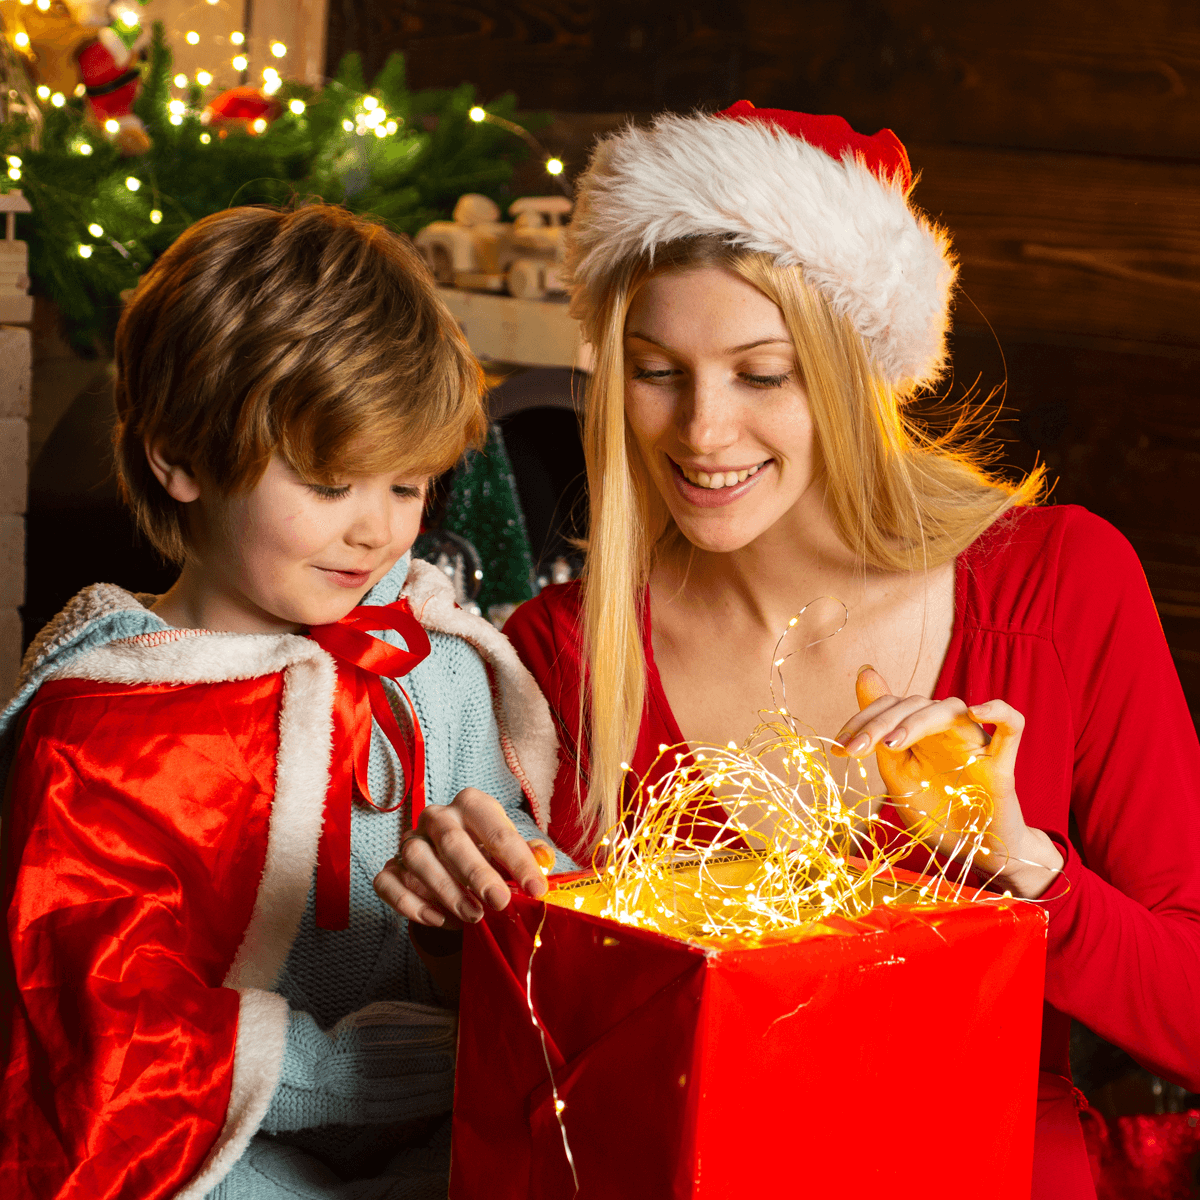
546, 158, 564, 175
78, 244, 93, 258
262, 76, 281, 95
6, 167, 20, 181
341, 119, 353, 133
14, 31, 29, 49
118, 8, 138, 27
35, 85, 49, 99
125, 176, 141, 191
150, 209, 162, 224
469, 106, 485, 122
50, 92, 65, 106
232, 55, 247, 71
174, 73, 188, 88
196, 70, 213, 86
199, 132, 211, 144
88, 223, 103, 237
104, 118, 119, 133
230, 31, 244, 45
185, 30, 199, 45
270, 42, 286, 57
251, 117, 267, 133
362, 96, 378, 111
6, 156, 21, 168
78, 142, 93, 155
168, 99, 185, 115
289, 99, 306, 115
169, 113, 183, 126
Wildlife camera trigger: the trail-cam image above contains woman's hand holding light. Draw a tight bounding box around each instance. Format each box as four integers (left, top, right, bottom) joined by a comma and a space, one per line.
373, 787, 556, 927
831, 667, 1063, 899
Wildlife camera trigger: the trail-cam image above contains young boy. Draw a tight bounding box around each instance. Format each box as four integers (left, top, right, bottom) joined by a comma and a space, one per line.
0, 205, 572, 1199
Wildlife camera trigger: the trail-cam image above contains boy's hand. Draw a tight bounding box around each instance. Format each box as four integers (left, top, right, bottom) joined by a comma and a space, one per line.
373, 787, 555, 928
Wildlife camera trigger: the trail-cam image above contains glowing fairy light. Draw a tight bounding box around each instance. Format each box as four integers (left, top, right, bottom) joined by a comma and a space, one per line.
168, 99, 186, 115
362, 96, 379, 111
199, 132, 211, 144
124, 176, 140, 191
78, 244, 93, 258
50, 91, 65, 107
7, 156, 21, 168
149, 209, 162, 224
385, 119, 397, 134
77, 141, 93, 155
35, 85, 49, 99
118, 8, 138, 27
87, 223, 103, 237
341, 119, 354, 133
104, 118, 119, 133
251, 117, 267, 133
232, 55, 248, 71
469, 106, 486, 122
230, 31, 244, 45
262, 75, 281, 96
185, 30, 199, 45
289, 99, 306, 115
546, 157, 564, 175
169, 114, 183, 126
270, 41, 286, 57
196, 70, 213, 86
6, 166, 19, 182
174, 73, 188, 88
14, 30, 29, 49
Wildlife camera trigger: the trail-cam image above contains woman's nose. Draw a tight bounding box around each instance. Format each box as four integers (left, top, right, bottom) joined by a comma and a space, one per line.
677, 374, 739, 454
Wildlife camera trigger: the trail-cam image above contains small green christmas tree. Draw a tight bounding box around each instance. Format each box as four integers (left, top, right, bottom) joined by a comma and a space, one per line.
441, 424, 536, 616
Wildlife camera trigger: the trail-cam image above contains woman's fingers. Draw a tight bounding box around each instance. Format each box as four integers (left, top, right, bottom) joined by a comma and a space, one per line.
879, 696, 986, 754
967, 699, 1025, 774
833, 694, 933, 756
402, 830, 487, 923
439, 787, 549, 901
373, 852, 465, 928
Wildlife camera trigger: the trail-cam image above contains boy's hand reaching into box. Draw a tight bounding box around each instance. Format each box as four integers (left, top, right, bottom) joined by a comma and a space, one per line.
374, 787, 556, 928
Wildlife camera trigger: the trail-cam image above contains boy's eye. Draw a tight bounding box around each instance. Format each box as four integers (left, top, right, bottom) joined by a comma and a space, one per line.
741, 371, 792, 388
308, 484, 351, 500
392, 484, 423, 500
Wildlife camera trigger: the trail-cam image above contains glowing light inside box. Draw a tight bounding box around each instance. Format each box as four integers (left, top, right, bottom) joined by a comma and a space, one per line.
185, 31, 199, 45
14, 32, 29, 48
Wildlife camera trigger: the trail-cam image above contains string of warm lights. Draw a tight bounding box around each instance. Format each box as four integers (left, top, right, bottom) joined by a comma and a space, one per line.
468, 104, 569, 191
576, 608, 1021, 949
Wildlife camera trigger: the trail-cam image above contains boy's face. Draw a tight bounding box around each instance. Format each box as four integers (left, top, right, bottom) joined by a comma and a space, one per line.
192, 453, 428, 633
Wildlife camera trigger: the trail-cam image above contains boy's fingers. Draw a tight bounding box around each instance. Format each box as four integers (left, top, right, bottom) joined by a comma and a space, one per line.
454, 788, 548, 899
398, 831, 487, 923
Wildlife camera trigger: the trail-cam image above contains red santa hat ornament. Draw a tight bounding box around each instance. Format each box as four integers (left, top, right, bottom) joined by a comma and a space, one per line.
565, 100, 956, 389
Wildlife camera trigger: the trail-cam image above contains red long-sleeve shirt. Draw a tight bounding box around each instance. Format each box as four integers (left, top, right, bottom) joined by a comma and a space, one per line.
505, 504, 1200, 1199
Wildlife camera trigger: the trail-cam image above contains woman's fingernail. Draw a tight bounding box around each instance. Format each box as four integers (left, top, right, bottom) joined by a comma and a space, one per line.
857, 664, 874, 675
848, 734, 870, 755
531, 841, 556, 872
459, 898, 485, 922
524, 874, 548, 898
420, 908, 446, 927
883, 730, 905, 748
483, 884, 509, 910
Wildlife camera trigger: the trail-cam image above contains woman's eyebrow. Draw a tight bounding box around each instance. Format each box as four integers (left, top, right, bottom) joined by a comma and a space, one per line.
625, 331, 793, 354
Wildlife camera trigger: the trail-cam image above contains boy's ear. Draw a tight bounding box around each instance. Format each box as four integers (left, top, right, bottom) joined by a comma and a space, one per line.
144, 437, 202, 503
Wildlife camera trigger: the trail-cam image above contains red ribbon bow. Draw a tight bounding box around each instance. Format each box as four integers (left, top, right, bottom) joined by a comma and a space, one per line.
307, 600, 432, 930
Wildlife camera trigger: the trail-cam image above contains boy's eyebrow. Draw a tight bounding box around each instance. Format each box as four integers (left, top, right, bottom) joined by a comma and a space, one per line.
625, 331, 793, 355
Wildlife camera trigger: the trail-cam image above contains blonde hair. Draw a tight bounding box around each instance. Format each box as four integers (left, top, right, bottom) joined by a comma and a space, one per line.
576, 238, 1044, 848
114, 204, 485, 564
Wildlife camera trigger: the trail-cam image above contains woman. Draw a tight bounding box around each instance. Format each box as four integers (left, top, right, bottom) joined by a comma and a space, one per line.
375, 103, 1200, 1198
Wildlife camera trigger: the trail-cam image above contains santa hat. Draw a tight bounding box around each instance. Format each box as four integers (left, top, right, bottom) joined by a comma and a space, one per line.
565, 101, 957, 389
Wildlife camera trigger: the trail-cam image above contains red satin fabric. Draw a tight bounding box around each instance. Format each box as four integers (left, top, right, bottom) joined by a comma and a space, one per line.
1, 674, 283, 1200
307, 601, 430, 930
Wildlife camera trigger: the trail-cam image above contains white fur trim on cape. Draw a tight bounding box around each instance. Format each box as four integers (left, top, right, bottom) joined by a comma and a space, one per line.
402, 557, 559, 831
173, 988, 290, 1199
565, 112, 957, 389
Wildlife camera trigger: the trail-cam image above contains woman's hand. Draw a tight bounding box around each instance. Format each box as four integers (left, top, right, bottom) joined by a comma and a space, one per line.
373, 787, 557, 927
830, 667, 1063, 898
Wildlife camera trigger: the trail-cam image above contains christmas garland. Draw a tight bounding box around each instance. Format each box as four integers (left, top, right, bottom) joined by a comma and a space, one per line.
0, 19, 548, 349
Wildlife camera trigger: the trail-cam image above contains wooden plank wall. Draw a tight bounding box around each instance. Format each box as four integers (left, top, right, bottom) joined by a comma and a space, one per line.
326, 0, 1200, 720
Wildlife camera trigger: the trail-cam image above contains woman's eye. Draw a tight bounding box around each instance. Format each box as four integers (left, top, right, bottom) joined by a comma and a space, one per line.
741, 371, 792, 388
308, 484, 351, 500
631, 366, 677, 381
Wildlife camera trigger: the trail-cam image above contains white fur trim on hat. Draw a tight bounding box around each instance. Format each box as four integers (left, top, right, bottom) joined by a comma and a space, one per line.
565, 112, 957, 389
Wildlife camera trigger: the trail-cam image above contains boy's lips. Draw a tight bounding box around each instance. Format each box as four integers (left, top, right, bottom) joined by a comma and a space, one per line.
668, 457, 772, 508
317, 566, 374, 588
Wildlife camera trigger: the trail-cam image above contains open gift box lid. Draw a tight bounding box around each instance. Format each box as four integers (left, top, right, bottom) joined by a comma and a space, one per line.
451, 855, 1048, 1200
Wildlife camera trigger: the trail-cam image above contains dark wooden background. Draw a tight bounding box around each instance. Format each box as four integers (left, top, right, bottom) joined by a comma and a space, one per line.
327, 0, 1200, 727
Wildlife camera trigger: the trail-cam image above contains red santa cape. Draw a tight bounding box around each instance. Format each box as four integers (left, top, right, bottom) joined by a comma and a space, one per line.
0, 560, 559, 1200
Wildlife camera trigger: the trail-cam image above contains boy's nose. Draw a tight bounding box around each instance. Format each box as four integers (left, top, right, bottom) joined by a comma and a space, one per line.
349, 496, 393, 549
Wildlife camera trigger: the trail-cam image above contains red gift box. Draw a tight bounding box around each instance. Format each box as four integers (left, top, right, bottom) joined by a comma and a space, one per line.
450, 860, 1047, 1199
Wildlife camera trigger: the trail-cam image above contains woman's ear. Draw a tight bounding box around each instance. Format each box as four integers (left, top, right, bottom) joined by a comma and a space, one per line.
144, 437, 202, 503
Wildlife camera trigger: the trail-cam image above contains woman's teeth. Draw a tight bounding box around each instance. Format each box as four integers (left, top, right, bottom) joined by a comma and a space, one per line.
679, 462, 765, 489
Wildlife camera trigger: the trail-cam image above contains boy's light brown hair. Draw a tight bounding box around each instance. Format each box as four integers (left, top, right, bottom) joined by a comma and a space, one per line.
113, 203, 485, 563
